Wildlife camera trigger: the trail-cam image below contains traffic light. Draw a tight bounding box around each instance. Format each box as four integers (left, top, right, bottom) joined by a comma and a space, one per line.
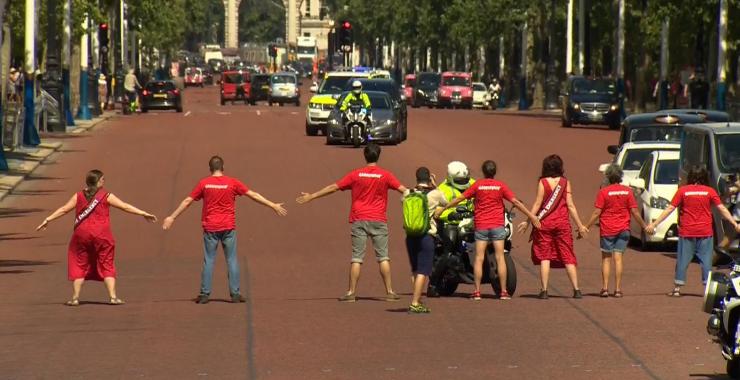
339, 20, 352, 47
98, 23, 109, 49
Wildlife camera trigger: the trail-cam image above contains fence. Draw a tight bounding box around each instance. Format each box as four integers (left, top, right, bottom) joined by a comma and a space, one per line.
2, 100, 24, 151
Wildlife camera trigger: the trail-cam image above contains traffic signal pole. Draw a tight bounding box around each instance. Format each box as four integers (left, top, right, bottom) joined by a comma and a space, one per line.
62, 0, 74, 126
24, 0, 41, 146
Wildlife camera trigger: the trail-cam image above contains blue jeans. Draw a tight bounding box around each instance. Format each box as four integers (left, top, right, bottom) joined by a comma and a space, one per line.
201, 230, 240, 296
674, 237, 713, 286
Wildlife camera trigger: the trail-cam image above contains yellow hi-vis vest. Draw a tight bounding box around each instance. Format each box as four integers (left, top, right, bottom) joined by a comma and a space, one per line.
437, 179, 475, 223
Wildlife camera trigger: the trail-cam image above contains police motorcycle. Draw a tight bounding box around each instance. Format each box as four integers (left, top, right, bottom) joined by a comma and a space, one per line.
427, 203, 517, 297
703, 238, 740, 378
343, 104, 371, 148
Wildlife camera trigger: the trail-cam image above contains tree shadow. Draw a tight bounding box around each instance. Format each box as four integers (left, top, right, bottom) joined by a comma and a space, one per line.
689, 374, 730, 379
0, 233, 38, 241
0, 259, 54, 267
23, 175, 67, 181
0, 208, 44, 218
11, 189, 64, 196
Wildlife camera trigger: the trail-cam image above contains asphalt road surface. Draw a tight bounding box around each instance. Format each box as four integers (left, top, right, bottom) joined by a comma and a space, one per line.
0, 85, 729, 379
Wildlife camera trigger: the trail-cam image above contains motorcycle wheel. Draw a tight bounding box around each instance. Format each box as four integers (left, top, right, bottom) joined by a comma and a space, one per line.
490, 253, 517, 296
351, 127, 361, 148
429, 271, 459, 297
728, 358, 740, 379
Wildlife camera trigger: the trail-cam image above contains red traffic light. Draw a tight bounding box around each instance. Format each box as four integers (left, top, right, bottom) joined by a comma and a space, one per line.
99, 23, 108, 30
342, 21, 351, 30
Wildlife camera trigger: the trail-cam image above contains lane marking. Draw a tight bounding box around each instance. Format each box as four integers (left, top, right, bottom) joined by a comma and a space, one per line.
256, 110, 261, 116
184, 111, 191, 117
217, 111, 231, 115
290, 112, 297, 115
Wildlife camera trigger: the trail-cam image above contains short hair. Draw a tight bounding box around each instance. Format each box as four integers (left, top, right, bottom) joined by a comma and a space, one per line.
482, 160, 497, 179
605, 164, 623, 184
364, 143, 381, 163
209, 156, 224, 172
541, 154, 565, 178
686, 165, 709, 185
415, 167, 431, 183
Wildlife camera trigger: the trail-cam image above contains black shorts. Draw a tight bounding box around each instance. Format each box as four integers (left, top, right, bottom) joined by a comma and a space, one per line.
405, 234, 435, 276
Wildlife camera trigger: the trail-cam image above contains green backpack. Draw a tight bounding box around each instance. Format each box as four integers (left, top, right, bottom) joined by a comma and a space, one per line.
403, 189, 430, 236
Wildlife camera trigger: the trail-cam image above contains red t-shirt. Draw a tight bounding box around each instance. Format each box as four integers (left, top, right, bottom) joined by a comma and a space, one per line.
336, 166, 402, 223
461, 178, 515, 230
595, 184, 637, 237
670, 184, 721, 237
189, 175, 249, 232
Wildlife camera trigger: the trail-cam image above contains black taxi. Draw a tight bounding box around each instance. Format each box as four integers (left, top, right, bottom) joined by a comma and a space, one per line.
607, 111, 705, 154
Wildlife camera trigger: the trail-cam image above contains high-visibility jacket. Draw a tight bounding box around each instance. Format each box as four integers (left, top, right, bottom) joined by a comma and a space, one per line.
437, 178, 475, 223
339, 92, 372, 111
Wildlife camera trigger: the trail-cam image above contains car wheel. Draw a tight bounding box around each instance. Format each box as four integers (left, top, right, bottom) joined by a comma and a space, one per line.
562, 113, 572, 128
608, 121, 620, 130
295, 100, 300, 107
268, 99, 273, 106
200, 83, 204, 88
305, 122, 318, 136
141, 107, 148, 113
279, 102, 284, 107
250, 99, 256, 105
176, 104, 183, 113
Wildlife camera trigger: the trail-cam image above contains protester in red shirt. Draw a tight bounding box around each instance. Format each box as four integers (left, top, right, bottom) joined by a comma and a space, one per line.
163, 156, 287, 304
585, 164, 648, 298
297, 143, 408, 302
436, 160, 540, 300
647, 166, 740, 297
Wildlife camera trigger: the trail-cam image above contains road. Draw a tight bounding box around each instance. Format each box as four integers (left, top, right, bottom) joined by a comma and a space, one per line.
0, 84, 728, 379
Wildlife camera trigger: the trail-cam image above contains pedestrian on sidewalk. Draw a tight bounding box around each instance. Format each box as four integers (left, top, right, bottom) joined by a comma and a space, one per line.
584, 164, 648, 298
36, 170, 157, 306
98, 74, 108, 112
518, 154, 587, 299
297, 143, 408, 302
646, 166, 740, 297
436, 160, 541, 300
162, 156, 287, 304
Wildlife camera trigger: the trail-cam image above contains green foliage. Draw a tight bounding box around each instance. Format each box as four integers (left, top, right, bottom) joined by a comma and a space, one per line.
238, 0, 284, 44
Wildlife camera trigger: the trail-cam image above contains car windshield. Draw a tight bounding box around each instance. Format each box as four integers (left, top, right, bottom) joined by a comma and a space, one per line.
271, 75, 296, 84
252, 76, 269, 85
320, 76, 358, 94
145, 82, 175, 91
717, 134, 740, 173
473, 83, 486, 91
621, 149, 660, 171
297, 46, 316, 55
572, 79, 616, 95
654, 160, 679, 185
417, 74, 440, 88
223, 73, 245, 84
628, 126, 683, 143
346, 81, 397, 96
442, 76, 470, 86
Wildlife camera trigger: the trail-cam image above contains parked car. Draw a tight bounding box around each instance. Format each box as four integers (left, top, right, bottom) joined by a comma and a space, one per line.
629, 150, 681, 249
219, 70, 251, 105
607, 111, 705, 154
599, 141, 680, 186
412, 72, 440, 108
250, 74, 271, 104
343, 78, 407, 134
184, 67, 204, 88
437, 72, 473, 109
326, 91, 405, 145
561, 76, 620, 129
268, 72, 300, 106
472, 82, 491, 109
305, 71, 370, 136
141, 80, 182, 113
402, 74, 415, 105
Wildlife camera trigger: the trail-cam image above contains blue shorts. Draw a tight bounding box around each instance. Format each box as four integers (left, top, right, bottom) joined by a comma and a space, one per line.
600, 231, 630, 253
474, 227, 507, 242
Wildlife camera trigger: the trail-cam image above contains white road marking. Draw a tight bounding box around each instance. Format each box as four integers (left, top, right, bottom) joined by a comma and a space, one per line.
217, 111, 231, 115
256, 110, 261, 116
290, 111, 297, 115
184, 111, 192, 117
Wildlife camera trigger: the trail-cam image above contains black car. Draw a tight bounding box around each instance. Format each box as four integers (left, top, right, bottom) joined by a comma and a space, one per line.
141, 81, 182, 113
326, 91, 406, 145
606, 111, 705, 154
561, 76, 621, 129
660, 109, 731, 122
412, 72, 440, 108
344, 78, 407, 132
250, 74, 271, 103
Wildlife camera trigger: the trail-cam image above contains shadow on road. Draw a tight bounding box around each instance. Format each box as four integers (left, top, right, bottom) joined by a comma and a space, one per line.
0, 259, 53, 275
0, 233, 38, 241
22, 175, 68, 181
0, 208, 44, 218
689, 374, 730, 379
11, 189, 64, 196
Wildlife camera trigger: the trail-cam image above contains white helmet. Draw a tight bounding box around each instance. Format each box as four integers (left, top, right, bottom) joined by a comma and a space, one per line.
447, 161, 471, 190
352, 80, 362, 95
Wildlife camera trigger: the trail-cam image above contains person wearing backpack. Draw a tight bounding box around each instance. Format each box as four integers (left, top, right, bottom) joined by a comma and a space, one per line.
403, 167, 448, 313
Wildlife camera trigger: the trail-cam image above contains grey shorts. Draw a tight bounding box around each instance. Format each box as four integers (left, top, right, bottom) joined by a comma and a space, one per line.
351, 221, 390, 263
474, 227, 507, 242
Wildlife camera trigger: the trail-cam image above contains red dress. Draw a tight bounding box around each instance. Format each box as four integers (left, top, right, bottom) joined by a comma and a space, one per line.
531, 178, 578, 268
67, 191, 116, 281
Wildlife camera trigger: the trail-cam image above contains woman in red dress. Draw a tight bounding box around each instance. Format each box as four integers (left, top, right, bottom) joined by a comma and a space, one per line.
518, 155, 588, 299
36, 170, 157, 306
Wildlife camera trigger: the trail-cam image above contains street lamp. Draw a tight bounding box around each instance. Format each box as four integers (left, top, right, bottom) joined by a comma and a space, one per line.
42, 0, 66, 131
544, 0, 559, 110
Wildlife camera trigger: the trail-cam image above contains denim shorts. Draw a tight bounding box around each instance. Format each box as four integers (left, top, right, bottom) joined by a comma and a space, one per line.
600, 231, 630, 253
474, 227, 507, 242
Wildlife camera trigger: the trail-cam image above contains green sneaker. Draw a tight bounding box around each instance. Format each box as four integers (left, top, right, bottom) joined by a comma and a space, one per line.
408, 303, 431, 314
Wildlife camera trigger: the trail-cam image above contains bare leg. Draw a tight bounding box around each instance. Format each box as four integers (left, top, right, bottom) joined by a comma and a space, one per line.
601, 253, 611, 290
540, 260, 551, 290
347, 263, 362, 294
103, 277, 117, 299
473, 241, 488, 293
614, 253, 624, 291
411, 274, 427, 306
72, 279, 85, 300
565, 264, 579, 290
493, 240, 507, 293
378, 260, 394, 294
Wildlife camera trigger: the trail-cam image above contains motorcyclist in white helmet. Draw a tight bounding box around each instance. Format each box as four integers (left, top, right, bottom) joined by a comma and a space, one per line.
339, 80, 372, 112
436, 161, 475, 223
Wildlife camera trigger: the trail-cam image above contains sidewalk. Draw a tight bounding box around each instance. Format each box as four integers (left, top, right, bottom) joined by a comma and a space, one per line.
0, 113, 113, 202
490, 106, 561, 119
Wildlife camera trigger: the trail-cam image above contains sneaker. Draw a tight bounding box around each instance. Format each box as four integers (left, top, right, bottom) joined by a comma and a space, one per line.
470, 290, 482, 301
408, 303, 431, 314
499, 291, 511, 300
573, 289, 583, 299
231, 294, 246, 303
338, 293, 357, 302
385, 292, 401, 302
195, 294, 209, 304
537, 290, 549, 300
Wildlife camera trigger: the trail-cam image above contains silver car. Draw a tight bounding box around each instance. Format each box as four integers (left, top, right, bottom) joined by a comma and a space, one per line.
326, 91, 405, 145
268, 72, 300, 106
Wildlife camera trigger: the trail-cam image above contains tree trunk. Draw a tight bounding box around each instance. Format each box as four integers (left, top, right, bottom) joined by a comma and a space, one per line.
635, 52, 651, 113
70, 43, 80, 114
0, 0, 8, 101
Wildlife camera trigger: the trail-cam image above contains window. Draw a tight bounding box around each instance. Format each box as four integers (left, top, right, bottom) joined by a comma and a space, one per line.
621, 149, 674, 171
654, 160, 679, 185
271, 75, 296, 84
716, 134, 740, 173
639, 155, 654, 189
682, 131, 708, 171
442, 76, 471, 86
305, 0, 311, 16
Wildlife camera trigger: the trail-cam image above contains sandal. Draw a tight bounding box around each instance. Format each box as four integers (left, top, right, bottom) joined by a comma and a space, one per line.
109, 298, 125, 305
65, 298, 79, 307
470, 290, 482, 301
600, 289, 609, 298
613, 290, 624, 298
667, 287, 681, 297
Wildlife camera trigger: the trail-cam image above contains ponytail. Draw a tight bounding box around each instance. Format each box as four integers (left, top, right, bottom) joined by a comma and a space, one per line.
83, 170, 104, 201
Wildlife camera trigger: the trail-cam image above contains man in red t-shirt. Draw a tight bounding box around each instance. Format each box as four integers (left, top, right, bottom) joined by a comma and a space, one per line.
647, 166, 740, 296
297, 143, 407, 302
163, 156, 287, 304
435, 160, 540, 300
585, 164, 647, 297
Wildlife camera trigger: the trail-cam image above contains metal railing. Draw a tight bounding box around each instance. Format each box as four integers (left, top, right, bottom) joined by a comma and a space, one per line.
2, 100, 24, 151
35, 88, 61, 133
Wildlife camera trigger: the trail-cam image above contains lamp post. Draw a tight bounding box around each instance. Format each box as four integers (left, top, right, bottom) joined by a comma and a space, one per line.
62, 0, 74, 125
77, 12, 91, 120
717, 0, 728, 111
544, 0, 559, 110
518, 20, 529, 111
42, 0, 65, 131
24, 0, 41, 146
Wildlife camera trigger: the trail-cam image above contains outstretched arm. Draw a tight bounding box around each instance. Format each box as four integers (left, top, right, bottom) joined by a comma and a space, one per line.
565, 182, 588, 234
434, 195, 466, 219
517, 182, 544, 233
247, 190, 287, 216
163, 197, 194, 230
510, 198, 541, 229
297, 184, 339, 204
107, 194, 157, 222
36, 194, 77, 231
716, 204, 740, 232
630, 208, 648, 230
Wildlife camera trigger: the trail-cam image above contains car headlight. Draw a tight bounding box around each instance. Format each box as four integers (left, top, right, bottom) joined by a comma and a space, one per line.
328, 118, 339, 125
573, 103, 580, 110
650, 196, 671, 209
610, 104, 619, 111
309, 103, 322, 109
385, 119, 395, 126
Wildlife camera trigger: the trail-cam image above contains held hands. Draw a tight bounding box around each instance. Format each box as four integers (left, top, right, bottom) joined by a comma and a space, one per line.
644, 223, 656, 235
296, 192, 313, 204
576, 225, 589, 240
